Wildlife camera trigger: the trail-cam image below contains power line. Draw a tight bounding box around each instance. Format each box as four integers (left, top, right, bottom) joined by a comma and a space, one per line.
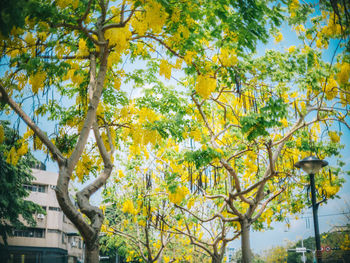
299, 211, 350, 219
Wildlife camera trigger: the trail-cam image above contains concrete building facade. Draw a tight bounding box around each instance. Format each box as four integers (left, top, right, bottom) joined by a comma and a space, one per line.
1, 168, 84, 263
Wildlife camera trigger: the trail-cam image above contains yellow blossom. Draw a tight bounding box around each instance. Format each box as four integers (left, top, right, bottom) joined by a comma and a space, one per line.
17, 142, 28, 156
122, 199, 137, 215
324, 77, 338, 100
169, 186, 189, 205
337, 62, 350, 85
25, 32, 36, 46
195, 74, 217, 99
6, 147, 19, 166
274, 32, 283, 43
104, 27, 131, 52
328, 131, 340, 143
0, 125, 4, 144
295, 24, 306, 34
159, 59, 172, 79
280, 118, 288, 128
107, 52, 121, 68
316, 39, 323, 49
288, 45, 296, 53
184, 51, 196, 64
77, 38, 89, 57
29, 71, 47, 93
219, 48, 238, 67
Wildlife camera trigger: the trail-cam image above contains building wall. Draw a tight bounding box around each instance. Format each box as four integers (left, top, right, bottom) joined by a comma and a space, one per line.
3, 169, 84, 263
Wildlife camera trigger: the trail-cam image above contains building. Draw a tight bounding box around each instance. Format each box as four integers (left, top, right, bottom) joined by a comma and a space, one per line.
1, 167, 84, 263
329, 225, 349, 233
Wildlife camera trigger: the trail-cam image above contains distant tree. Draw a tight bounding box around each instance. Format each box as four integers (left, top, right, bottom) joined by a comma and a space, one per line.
264, 244, 290, 263
233, 249, 266, 263
0, 121, 44, 247
286, 228, 350, 263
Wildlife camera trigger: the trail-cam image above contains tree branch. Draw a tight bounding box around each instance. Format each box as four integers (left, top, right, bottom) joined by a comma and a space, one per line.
0, 84, 66, 165
252, 188, 285, 222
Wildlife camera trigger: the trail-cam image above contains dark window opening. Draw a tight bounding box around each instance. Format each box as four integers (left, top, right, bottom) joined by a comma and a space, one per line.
13, 228, 45, 238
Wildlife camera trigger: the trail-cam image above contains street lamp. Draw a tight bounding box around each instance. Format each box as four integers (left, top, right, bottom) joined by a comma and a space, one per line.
295, 156, 328, 263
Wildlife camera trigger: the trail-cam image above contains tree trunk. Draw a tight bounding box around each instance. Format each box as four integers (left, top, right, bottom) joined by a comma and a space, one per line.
211, 257, 222, 263
211, 254, 223, 263
241, 218, 252, 263
56, 167, 105, 263
85, 240, 100, 263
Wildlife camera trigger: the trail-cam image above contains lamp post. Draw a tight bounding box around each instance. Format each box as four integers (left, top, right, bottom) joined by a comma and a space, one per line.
295, 156, 328, 263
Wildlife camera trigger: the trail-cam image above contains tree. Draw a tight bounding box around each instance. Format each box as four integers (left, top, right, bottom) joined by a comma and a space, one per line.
264, 244, 291, 263
101, 171, 174, 263
233, 249, 266, 263
101, 137, 221, 263
100, 83, 241, 263
0, 121, 44, 248
1, 0, 349, 262
119, 2, 350, 262
0, 0, 287, 261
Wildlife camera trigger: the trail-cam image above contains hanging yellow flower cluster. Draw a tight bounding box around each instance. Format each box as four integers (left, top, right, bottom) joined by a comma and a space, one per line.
274, 32, 283, 43
324, 77, 338, 100
321, 13, 342, 37
131, 0, 168, 35
337, 62, 350, 85
29, 70, 47, 93
218, 48, 238, 67
4, 138, 28, 167
75, 152, 93, 182
168, 186, 189, 205
104, 27, 132, 53
122, 199, 138, 215
328, 131, 340, 143
159, 59, 172, 79
195, 74, 217, 99
77, 38, 89, 57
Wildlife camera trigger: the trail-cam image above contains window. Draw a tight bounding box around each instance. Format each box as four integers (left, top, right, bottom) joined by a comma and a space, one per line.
13, 228, 45, 238
23, 184, 46, 193
62, 233, 66, 244
48, 229, 61, 234
49, 206, 61, 211
79, 239, 82, 249
38, 185, 46, 192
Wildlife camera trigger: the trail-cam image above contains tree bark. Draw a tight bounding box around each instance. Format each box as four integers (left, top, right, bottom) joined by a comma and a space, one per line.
85, 240, 100, 263
211, 255, 223, 263
241, 218, 252, 263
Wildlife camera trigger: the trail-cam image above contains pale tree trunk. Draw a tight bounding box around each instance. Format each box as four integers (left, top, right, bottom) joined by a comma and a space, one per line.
241, 218, 252, 263
56, 165, 108, 263
0, 4, 113, 262
85, 241, 100, 263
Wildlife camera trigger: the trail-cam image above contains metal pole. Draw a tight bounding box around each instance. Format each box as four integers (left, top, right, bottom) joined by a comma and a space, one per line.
309, 173, 322, 263
301, 239, 306, 263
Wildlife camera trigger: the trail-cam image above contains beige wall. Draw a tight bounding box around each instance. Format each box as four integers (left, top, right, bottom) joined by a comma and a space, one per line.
7, 169, 84, 261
